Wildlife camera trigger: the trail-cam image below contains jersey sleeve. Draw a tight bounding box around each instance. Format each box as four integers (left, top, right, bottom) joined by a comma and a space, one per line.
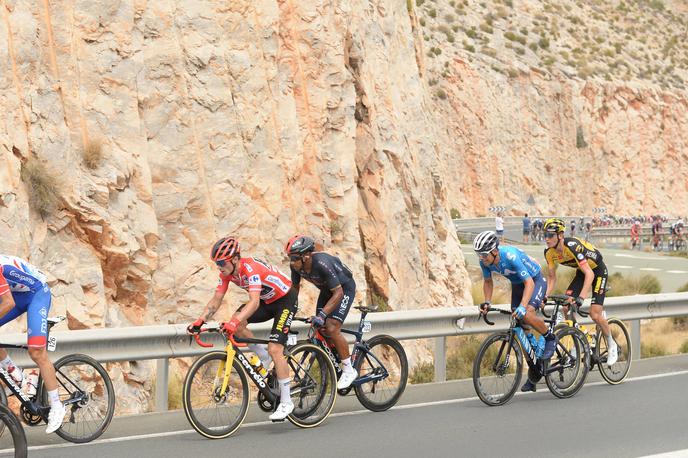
215, 273, 230, 294
0, 266, 9, 296
315, 256, 342, 290
564, 238, 588, 268
544, 248, 555, 269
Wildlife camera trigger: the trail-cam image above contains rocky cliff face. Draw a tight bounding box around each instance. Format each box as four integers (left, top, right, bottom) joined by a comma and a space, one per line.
1, 0, 686, 412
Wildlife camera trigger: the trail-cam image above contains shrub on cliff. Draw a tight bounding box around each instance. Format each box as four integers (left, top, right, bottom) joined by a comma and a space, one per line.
20, 159, 60, 217
83, 138, 104, 169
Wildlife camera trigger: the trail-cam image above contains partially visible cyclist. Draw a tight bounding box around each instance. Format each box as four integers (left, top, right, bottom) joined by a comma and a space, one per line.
187, 237, 297, 421
0, 255, 66, 433
285, 235, 358, 389
630, 220, 641, 250
473, 231, 557, 392
672, 219, 685, 250
542, 218, 618, 366
652, 217, 663, 251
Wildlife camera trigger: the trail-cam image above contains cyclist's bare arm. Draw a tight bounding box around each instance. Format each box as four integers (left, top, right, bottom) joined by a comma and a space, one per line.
233, 291, 260, 323
199, 291, 225, 322
482, 277, 494, 303
320, 285, 343, 316
577, 261, 595, 299
519, 277, 534, 308
0, 291, 15, 320
545, 263, 557, 297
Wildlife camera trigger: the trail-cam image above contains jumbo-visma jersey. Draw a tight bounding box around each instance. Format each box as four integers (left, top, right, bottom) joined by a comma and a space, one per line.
544, 237, 604, 271
216, 257, 291, 304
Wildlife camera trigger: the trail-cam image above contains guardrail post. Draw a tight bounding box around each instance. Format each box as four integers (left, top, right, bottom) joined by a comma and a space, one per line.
156, 358, 169, 412
434, 337, 446, 382
631, 320, 641, 361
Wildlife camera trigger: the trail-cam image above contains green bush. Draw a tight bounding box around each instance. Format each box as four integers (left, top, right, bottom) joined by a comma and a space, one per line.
576, 126, 587, 148
20, 159, 60, 217
641, 341, 667, 358
416, 0, 425, 5
678, 281, 688, 292
436, 88, 447, 100
450, 208, 461, 219
504, 31, 526, 45
671, 316, 688, 330
428, 8, 437, 18
538, 36, 550, 49
83, 138, 104, 169
606, 272, 661, 296
680, 340, 688, 354
447, 336, 483, 380
463, 42, 475, 52
410, 361, 434, 384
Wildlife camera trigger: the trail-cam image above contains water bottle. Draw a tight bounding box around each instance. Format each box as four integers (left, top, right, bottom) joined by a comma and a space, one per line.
6, 364, 23, 385
248, 355, 268, 378
526, 333, 538, 350
25, 369, 39, 396
535, 335, 545, 359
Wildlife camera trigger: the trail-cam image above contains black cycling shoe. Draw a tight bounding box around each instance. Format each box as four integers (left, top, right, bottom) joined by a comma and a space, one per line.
521, 380, 537, 392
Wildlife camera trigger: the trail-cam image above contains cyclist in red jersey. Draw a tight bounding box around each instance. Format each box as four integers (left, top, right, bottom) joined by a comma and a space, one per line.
187, 237, 297, 421
630, 220, 640, 250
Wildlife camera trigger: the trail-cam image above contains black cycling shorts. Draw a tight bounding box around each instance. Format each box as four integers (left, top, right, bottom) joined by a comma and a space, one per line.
566, 264, 608, 306
237, 288, 297, 345
316, 279, 356, 324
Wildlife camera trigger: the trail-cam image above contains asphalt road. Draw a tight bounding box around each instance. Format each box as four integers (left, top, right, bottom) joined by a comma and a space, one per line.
5, 354, 688, 458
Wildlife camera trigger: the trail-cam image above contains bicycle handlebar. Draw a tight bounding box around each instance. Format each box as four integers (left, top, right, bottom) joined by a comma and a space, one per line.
479, 306, 512, 326
189, 325, 247, 348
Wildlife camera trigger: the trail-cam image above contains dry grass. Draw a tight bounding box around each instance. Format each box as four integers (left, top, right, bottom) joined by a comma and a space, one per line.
20, 159, 60, 217
83, 138, 104, 169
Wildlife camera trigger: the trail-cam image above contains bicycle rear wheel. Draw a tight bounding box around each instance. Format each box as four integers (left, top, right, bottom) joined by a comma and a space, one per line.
546, 327, 589, 398
354, 335, 408, 412
286, 343, 337, 428
182, 351, 249, 439
597, 318, 632, 384
473, 332, 522, 406
0, 404, 27, 458
40, 354, 115, 443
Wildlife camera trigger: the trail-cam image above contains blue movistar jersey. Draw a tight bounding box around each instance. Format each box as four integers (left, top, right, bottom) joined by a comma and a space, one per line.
480, 246, 541, 284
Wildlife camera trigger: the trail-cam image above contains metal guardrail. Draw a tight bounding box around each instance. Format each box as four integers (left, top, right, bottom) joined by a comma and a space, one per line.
4, 292, 688, 412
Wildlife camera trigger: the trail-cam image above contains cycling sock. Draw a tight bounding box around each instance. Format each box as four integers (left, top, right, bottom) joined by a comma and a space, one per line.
248, 344, 272, 367
341, 357, 353, 371
48, 389, 60, 406
278, 378, 292, 404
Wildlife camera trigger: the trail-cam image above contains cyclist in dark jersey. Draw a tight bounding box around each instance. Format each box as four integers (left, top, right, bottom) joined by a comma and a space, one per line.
285, 235, 358, 389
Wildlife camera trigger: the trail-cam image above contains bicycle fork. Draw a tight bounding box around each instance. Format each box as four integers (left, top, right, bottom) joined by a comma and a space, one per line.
214, 344, 237, 397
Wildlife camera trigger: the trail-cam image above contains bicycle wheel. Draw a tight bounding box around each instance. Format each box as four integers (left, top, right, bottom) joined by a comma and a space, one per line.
472, 332, 522, 406
40, 354, 115, 443
596, 318, 632, 384
182, 351, 249, 439
286, 343, 337, 428
0, 386, 7, 437
546, 327, 589, 398
0, 404, 27, 458
354, 335, 408, 412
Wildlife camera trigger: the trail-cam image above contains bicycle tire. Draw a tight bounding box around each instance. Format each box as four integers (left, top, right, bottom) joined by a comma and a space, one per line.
546, 327, 589, 398
472, 331, 522, 406
0, 385, 7, 437
285, 342, 337, 428
597, 318, 632, 385
182, 351, 249, 439
40, 354, 115, 443
0, 403, 27, 458
354, 335, 408, 412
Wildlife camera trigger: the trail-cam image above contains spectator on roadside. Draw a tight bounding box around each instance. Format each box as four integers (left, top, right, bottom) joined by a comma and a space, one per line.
584, 221, 592, 241
523, 213, 531, 243
495, 212, 505, 243
570, 219, 576, 237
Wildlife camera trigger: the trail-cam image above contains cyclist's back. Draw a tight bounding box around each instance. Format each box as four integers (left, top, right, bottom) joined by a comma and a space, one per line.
480, 245, 541, 284
544, 237, 604, 271
291, 252, 354, 291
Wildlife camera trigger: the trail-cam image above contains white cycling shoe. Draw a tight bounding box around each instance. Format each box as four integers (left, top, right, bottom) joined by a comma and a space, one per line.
607, 341, 619, 366
269, 401, 294, 421
337, 369, 358, 390
46, 402, 66, 434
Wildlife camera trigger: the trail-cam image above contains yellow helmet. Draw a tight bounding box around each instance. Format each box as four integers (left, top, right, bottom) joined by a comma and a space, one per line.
544, 218, 566, 233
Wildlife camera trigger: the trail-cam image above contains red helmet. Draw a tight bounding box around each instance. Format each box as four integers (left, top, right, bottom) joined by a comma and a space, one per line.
285, 234, 305, 255
211, 237, 240, 262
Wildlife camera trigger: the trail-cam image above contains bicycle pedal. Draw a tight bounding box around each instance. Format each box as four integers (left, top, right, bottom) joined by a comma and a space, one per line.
270, 418, 286, 423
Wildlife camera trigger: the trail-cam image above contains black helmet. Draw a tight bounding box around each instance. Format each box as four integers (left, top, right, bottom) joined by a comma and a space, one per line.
286, 235, 315, 255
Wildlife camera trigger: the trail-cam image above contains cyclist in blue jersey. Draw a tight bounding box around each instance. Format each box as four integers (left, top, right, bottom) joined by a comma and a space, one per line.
0, 255, 66, 433
285, 235, 358, 389
473, 231, 557, 392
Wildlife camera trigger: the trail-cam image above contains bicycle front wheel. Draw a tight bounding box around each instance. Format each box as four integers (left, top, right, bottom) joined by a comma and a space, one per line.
597, 318, 632, 384
0, 403, 27, 458
182, 351, 249, 439
546, 327, 589, 398
473, 332, 522, 406
40, 354, 115, 443
286, 343, 337, 428
354, 335, 408, 412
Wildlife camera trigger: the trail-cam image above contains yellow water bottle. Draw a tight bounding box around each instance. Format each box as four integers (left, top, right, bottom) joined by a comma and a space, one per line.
248, 355, 268, 378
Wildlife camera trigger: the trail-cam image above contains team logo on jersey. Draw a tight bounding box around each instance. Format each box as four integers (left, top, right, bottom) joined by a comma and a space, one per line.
576, 253, 585, 261
39, 308, 47, 318
249, 274, 260, 284
243, 263, 253, 273
506, 252, 516, 261
520, 270, 528, 276
567, 241, 577, 248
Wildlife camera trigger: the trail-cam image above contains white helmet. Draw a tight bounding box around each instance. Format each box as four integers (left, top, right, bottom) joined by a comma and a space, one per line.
473, 231, 499, 253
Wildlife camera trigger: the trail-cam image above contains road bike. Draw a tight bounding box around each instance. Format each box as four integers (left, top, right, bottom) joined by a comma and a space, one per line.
548, 296, 632, 385
0, 317, 115, 443
0, 403, 27, 458
294, 305, 408, 412
472, 298, 589, 406
183, 324, 337, 439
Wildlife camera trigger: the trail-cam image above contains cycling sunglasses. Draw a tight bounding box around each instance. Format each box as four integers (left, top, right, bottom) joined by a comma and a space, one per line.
544, 233, 558, 239
477, 252, 492, 259
289, 254, 303, 262
215, 259, 227, 267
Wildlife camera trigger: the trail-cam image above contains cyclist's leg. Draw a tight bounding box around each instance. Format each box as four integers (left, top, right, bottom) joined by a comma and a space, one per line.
265, 291, 297, 419
235, 303, 273, 366
587, 266, 610, 336
521, 275, 548, 335
321, 281, 356, 361
25, 289, 57, 390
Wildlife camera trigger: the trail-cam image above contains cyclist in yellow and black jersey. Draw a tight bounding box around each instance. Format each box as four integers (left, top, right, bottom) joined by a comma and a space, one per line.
542, 218, 618, 366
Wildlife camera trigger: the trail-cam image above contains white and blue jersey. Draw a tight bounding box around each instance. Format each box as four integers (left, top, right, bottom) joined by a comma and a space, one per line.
0, 255, 52, 348
480, 246, 541, 284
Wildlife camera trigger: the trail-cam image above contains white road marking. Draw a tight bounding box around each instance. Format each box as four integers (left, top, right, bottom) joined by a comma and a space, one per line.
666, 270, 688, 274
638, 449, 688, 457
612, 265, 634, 269
613, 253, 666, 261
639, 267, 662, 271
7, 369, 688, 454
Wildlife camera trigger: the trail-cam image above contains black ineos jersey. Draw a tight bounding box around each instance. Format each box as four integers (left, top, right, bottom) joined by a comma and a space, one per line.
291, 252, 354, 291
